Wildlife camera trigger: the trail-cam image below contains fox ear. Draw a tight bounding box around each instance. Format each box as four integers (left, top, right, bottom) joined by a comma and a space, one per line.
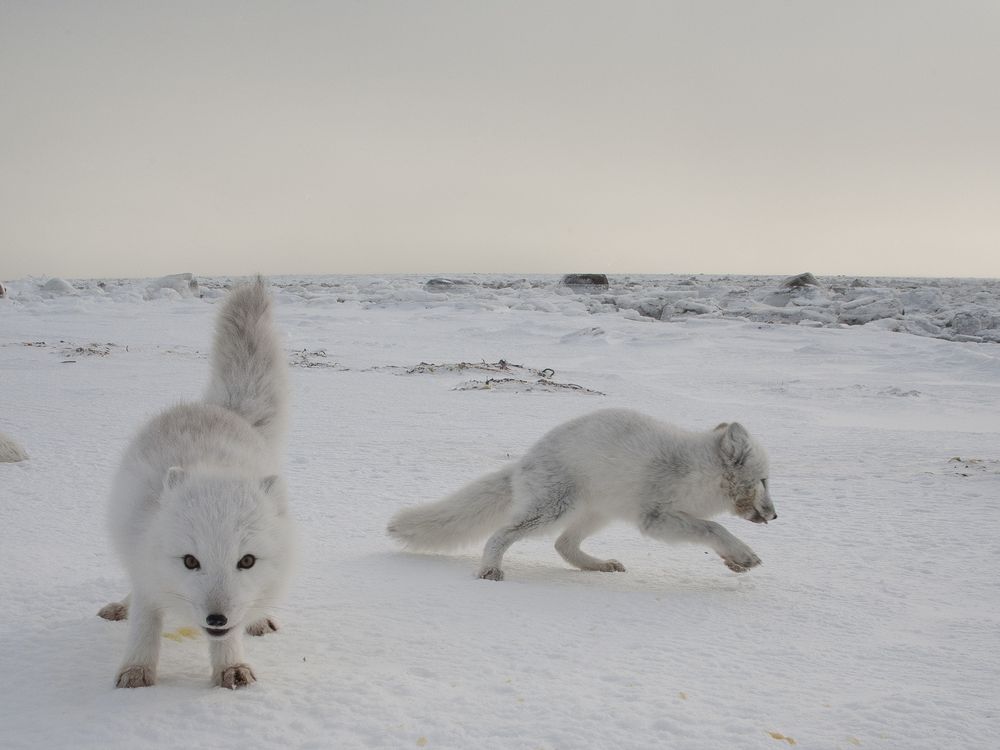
260, 475, 288, 515
719, 423, 752, 467
163, 467, 186, 491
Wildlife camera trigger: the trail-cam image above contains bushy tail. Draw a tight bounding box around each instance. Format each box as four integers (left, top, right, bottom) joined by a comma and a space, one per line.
204, 278, 288, 449
387, 467, 515, 551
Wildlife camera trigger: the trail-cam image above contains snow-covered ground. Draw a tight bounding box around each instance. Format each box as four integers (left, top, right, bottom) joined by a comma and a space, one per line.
1, 273, 998, 749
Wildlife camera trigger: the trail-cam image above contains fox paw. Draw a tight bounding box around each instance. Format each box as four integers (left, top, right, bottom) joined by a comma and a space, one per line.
478, 567, 505, 581
246, 617, 279, 637
116, 665, 155, 688
598, 559, 627, 572
98, 601, 129, 621
723, 551, 762, 573
217, 663, 257, 689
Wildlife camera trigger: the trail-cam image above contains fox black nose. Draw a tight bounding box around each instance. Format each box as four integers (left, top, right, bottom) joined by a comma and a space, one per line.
772, 513, 778, 520
206, 613, 228, 627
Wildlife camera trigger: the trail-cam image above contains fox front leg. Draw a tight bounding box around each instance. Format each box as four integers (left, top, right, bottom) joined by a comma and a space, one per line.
641, 509, 761, 573
114, 597, 162, 688
209, 633, 257, 689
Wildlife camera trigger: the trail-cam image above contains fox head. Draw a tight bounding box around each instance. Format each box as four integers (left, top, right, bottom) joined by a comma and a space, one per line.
151, 467, 294, 638
716, 422, 777, 524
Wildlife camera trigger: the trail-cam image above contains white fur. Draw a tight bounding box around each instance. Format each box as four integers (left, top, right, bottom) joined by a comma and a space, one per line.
103, 279, 293, 688
388, 408, 777, 581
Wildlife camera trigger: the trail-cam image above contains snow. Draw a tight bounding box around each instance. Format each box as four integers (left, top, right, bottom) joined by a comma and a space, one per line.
1, 273, 998, 750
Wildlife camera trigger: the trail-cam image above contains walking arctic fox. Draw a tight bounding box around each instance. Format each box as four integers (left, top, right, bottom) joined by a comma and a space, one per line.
388, 408, 776, 581
98, 279, 293, 689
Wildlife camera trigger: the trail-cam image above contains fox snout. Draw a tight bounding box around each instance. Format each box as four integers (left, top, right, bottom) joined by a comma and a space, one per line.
201, 607, 236, 638
753, 482, 777, 524
202, 612, 235, 637
749, 506, 777, 524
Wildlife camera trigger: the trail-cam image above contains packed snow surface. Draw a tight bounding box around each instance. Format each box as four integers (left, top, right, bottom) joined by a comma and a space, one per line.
1, 273, 998, 749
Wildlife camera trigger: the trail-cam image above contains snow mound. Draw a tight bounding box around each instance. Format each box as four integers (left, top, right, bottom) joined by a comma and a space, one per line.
40, 277, 76, 295
146, 273, 201, 299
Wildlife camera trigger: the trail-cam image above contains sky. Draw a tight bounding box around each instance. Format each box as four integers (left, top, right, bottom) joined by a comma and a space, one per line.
1, 0, 999, 280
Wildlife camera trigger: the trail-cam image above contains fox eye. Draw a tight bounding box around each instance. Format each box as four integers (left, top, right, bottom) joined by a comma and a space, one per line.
183, 554, 200, 570
237, 554, 256, 570
761, 478, 768, 488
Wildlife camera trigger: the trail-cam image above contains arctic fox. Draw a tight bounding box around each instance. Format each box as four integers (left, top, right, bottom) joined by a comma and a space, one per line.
388, 408, 776, 581
98, 279, 293, 689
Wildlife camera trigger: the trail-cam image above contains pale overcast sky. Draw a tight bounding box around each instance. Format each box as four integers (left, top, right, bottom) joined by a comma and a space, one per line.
2, 1, 998, 279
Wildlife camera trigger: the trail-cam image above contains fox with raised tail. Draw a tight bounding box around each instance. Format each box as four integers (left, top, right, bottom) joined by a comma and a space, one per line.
98, 278, 294, 689
388, 408, 777, 581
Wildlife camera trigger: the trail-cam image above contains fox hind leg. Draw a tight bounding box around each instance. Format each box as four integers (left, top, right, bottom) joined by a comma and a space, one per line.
555, 516, 625, 572
98, 592, 131, 621
478, 478, 577, 580
478, 517, 544, 580
476, 457, 583, 581
246, 617, 279, 636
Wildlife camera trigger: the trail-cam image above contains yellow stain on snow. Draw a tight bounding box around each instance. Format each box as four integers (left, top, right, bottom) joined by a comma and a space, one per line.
678, 692, 688, 700
162, 626, 200, 642
847, 738, 862, 746
416, 738, 428, 747
768, 731, 797, 745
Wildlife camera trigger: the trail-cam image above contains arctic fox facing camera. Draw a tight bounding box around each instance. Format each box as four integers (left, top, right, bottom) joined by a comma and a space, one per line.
99, 279, 293, 689
388, 408, 777, 581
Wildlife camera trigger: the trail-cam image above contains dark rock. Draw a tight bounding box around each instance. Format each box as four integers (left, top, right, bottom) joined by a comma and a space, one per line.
424, 278, 471, 292
780, 272, 820, 289
562, 274, 609, 289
